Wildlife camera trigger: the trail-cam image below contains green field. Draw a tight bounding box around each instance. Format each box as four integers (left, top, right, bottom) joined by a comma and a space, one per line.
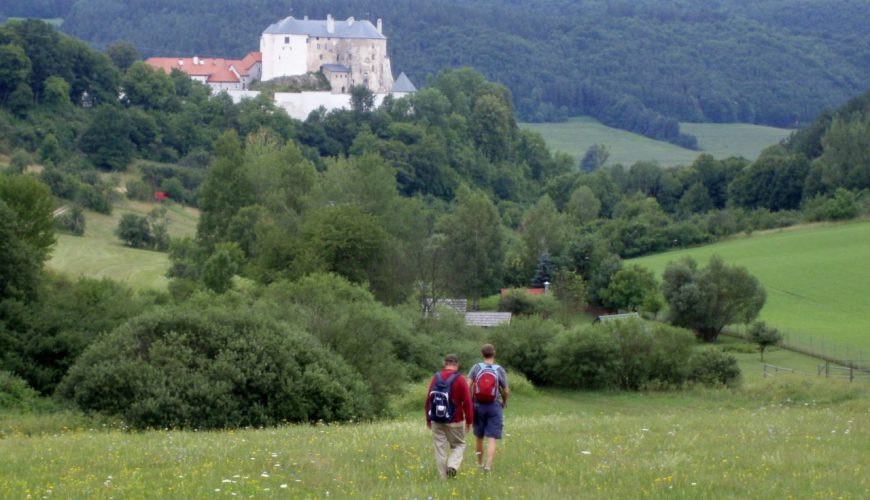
6, 17, 64, 26
630, 221, 870, 352
680, 122, 793, 161
521, 117, 792, 167
2, 369, 866, 498
47, 200, 198, 290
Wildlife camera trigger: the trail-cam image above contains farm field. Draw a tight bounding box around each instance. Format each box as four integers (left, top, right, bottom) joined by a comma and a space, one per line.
47, 200, 197, 290
521, 117, 792, 167
2, 370, 867, 498
630, 221, 870, 352
680, 122, 792, 161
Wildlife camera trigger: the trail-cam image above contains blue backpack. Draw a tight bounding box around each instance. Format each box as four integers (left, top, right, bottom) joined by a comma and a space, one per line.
428, 371, 461, 423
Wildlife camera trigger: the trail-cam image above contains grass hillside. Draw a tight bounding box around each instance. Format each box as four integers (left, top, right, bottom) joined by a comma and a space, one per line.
521, 117, 792, 167
630, 221, 870, 351
47, 200, 198, 290
2, 368, 866, 498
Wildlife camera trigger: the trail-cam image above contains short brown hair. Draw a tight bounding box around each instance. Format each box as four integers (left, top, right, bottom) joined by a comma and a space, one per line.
481, 344, 496, 359
444, 354, 459, 365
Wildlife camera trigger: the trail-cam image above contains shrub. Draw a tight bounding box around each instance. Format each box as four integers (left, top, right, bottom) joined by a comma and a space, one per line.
57, 305, 375, 429
498, 289, 558, 317
545, 326, 620, 390
3, 276, 143, 395
0, 370, 44, 411
488, 316, 563, 385
253, 274, 420, 415
688, 349, 741, 387
599, 319, 695, 389
125, 179, 152, 201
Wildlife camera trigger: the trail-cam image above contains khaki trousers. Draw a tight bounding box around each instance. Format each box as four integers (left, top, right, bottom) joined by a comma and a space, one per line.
431, 422, 466, 478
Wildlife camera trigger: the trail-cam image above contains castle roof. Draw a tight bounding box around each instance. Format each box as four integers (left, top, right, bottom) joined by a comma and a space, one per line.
145, 52, 261, 84
264, 16, 385, 40
321, 63, 351, 73
391, 72, 417, 93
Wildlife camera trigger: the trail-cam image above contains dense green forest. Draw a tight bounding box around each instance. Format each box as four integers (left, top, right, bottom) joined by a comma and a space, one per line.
4, 0, 868, 147
2, 20, 869, 427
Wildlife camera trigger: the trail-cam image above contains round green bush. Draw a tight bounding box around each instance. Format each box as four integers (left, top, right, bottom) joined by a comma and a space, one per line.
545, 327, 620, 389
56, 306, 375, 429
688, 349, 741, 387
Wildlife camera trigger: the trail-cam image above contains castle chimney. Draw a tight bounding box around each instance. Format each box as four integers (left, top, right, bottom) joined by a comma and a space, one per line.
303, 15, 308, 21
347, 16, 355, 26
327, 14, 334, 33
377, 18, 383, 34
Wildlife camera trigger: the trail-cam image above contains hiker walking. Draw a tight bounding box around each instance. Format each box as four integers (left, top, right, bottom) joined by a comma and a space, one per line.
425, 353, 473, 479
469, 343, 509, 474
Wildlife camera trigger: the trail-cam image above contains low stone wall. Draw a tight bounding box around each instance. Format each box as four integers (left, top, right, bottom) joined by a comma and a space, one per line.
223, 89, 412, 120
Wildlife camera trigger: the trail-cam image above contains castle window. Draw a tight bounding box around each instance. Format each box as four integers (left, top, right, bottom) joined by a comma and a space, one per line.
319, 54, 323, 60
284, 37, 289, 44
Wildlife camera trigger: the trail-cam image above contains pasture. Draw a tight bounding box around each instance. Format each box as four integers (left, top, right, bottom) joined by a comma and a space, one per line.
521, 117, 791, 167
1, 367, 867, 498
630, 221, 870, 351
47, 200, 197, 290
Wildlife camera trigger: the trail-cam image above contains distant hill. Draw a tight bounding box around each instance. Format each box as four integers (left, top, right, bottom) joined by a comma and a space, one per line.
10, 0, 864, 145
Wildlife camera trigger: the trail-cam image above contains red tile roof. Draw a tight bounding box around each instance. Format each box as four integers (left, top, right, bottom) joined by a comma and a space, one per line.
145, 52, 261, 83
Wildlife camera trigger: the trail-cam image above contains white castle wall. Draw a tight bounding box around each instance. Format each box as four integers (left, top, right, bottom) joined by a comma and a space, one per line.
260, 33, 308, 81
223, 90, 412, 120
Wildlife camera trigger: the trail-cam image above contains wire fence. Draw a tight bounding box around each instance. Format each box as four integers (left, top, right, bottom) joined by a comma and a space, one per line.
816, 362, 870, 383
762, 363, 870, 382
725, 326, 869, 371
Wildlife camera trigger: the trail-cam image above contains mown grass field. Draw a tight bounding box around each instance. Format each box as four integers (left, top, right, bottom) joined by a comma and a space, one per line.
2, 364, 867, 499
521, 117, 792, 167
47, 200, 198, 290
630, 221, 870, 351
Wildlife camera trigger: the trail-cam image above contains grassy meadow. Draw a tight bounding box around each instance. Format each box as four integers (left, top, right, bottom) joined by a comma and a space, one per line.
2, 365, 867, 498
47, 200, 197, 290
521, 117, 792, 167
630, 221, 870, 352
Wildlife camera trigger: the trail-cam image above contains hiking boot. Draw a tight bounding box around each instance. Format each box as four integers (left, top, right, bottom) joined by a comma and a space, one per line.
446, 467, 457, 478
482, 466, 491, 475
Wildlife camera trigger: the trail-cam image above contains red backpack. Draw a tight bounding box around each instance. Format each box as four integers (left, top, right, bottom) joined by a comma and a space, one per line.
473, 363, 500, 404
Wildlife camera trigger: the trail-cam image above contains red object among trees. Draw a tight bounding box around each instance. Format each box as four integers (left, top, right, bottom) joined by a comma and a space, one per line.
154, 191, 168, 201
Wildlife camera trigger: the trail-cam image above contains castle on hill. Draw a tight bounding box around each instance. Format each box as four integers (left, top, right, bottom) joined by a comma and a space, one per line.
261, 14, 394, 94
146, 14, 414, 100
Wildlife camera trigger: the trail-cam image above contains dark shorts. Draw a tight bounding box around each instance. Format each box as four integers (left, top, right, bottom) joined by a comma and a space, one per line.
473, 402, 504, 439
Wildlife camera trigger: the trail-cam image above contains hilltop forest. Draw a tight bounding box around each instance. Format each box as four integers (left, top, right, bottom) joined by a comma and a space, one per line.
3, 0, 868, 147
1, 20, 870, 427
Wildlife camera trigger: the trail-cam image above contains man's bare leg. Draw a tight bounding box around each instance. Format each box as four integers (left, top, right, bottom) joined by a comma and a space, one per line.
485, 437, 497, 469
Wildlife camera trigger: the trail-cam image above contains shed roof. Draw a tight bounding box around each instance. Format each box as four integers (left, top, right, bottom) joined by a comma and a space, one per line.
264, 16, 385, 39
465, 312, 512, 328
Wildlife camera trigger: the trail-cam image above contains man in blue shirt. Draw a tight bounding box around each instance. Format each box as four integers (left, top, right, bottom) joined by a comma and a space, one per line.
468, 343, 509, 474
